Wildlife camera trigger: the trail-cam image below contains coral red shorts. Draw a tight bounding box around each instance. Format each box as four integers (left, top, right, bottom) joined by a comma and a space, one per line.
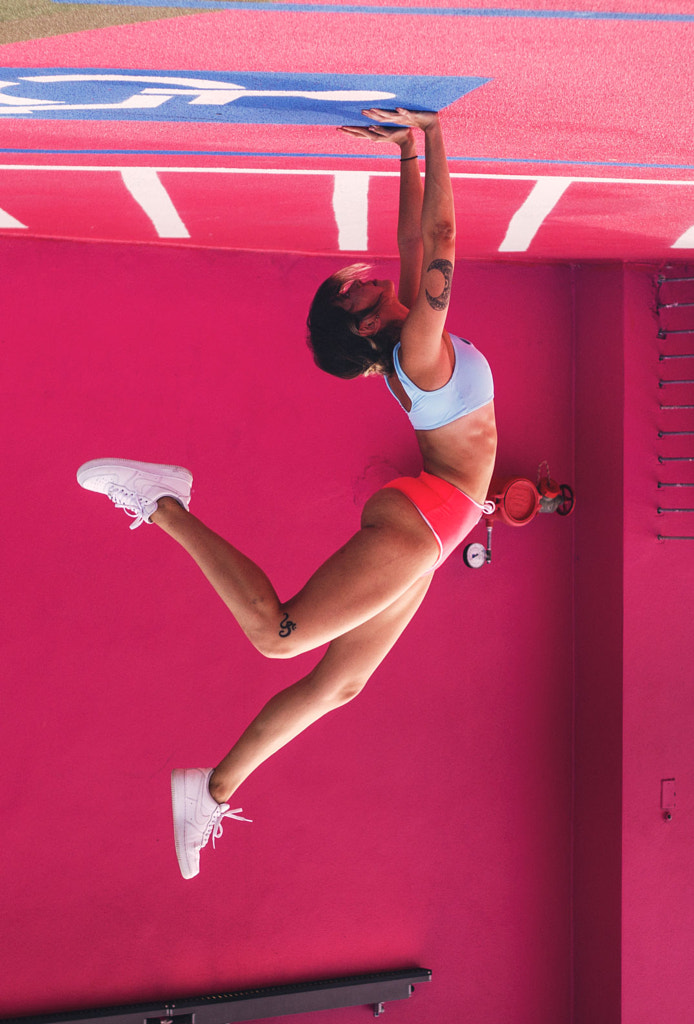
384, 470, 491, 572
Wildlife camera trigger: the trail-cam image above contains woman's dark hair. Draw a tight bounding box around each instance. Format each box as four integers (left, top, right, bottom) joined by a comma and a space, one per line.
306, 266, 400, 379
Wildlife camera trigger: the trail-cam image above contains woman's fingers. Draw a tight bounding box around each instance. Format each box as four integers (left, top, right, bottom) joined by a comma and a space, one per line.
361, 108, 401, 122
337, 126, 372, 137
362, 108, 438, 129
338, 124, 408, 143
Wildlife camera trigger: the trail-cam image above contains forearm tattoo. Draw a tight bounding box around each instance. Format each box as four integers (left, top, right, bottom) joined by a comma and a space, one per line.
279, 612, 297, 638
425, 259, 453, 311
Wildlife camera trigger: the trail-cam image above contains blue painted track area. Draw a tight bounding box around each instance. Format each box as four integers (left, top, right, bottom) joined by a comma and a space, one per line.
0, 70, 488, 123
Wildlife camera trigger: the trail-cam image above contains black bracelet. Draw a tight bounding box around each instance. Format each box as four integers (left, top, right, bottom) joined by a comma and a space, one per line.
400, 154, 419, 162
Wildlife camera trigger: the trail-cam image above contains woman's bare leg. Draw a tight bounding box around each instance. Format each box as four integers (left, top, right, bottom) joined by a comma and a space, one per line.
208, 573, 432, 803
151, 488, 438, 658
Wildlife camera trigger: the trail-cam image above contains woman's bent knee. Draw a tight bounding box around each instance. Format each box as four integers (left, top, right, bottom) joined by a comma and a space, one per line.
252, 634, 303, 659
334, 679, 367, 705
251, 622, 313, 659
313, 674, 368, 708
245, 607, 308, 659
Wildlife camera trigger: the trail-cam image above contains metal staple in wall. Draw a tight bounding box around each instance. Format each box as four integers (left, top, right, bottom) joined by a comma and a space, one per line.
656, 270, 694, 539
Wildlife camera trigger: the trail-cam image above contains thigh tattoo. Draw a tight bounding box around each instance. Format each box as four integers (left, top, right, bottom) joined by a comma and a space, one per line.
279, 612, 297, 638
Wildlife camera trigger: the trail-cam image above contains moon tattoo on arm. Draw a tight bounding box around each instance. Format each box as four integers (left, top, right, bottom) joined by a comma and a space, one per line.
425, 259, 453, 311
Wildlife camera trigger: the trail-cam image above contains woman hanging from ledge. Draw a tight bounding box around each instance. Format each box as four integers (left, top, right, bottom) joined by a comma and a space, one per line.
77, 109, 497, 879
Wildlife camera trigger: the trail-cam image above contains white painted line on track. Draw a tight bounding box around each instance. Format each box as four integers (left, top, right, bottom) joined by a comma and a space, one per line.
120, 168, 190, 238
332, 171, 369, 251
672, 224, 694, 249
2, 166, 694, 187
0, 205, 26, 228
498, 177, 572, 252
2, 167, 694, 251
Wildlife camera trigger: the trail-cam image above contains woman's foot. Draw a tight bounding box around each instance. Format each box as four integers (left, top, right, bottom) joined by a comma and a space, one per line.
76, 457, 193, 529
171, 767, 251, 880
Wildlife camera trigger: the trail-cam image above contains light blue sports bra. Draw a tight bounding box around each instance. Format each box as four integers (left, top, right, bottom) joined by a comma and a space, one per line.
385, 333, 494, 430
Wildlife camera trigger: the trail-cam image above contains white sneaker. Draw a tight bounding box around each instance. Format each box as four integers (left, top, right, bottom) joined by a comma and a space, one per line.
171, 767, 252, 880
76, 458, 193, 529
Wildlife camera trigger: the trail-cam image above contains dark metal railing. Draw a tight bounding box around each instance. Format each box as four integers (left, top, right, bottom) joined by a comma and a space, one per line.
0, 970, 432, 1024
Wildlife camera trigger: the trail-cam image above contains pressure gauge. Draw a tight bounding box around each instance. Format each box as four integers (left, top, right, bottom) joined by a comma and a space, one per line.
463, 542, 487, 569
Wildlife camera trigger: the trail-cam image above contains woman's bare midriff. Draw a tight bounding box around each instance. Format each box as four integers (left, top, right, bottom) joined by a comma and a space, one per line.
416, 401, 498, 505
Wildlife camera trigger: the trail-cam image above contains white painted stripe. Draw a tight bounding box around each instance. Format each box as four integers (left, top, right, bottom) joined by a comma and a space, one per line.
672, 224, 694, 249
2, 166, 694, 187
120, 168, 189, 238
332, 171, 369, 251
0, 205, 27, 229
498, 177, 572, 252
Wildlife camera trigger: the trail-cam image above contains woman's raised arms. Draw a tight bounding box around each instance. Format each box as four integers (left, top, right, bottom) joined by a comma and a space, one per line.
337, 121, 423, 308
362, 110, 456, 392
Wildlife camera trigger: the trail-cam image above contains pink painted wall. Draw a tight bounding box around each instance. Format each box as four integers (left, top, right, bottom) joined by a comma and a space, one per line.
572, 262, 694, 1024
621, 266, 694, 1024
1, 238, 574, 1023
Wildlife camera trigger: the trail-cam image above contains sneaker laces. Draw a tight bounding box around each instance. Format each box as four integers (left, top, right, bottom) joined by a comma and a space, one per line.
106, 484, 155, 530
204, 805, 253, 851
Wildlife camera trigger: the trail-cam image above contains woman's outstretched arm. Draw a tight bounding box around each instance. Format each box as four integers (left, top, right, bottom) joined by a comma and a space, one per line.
337, 121, 423, 307
394, 128, 424, 307
362, 109, 456, 390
